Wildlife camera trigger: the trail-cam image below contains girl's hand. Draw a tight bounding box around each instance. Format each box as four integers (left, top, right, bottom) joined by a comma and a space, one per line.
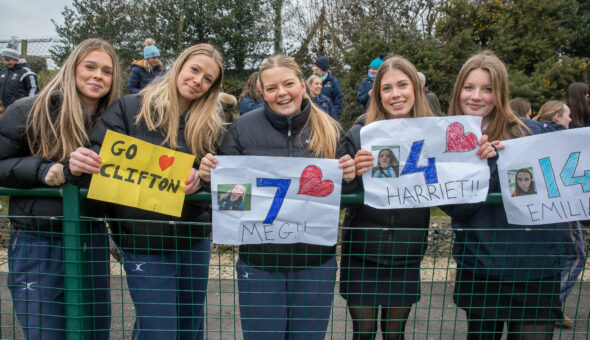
339, 155, 356, 182
44, 163, 66, 186
69, 147, 102, 176
476, 134, 504, 159
184, 168, 202, 194
198, 153, 217, 182
354, 149, 374, 176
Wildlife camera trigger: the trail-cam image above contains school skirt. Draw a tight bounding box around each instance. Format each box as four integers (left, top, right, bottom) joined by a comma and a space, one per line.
454, 267, 563, 322
339, 255, 421, 306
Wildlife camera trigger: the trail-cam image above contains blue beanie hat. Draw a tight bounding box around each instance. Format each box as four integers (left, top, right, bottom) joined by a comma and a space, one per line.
143, 38, 160, 59
314, 56, 329, 72
369, 57, 383, 70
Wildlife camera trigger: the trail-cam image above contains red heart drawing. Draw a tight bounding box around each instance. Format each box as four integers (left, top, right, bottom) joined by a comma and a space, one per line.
445, 122, 478, 152
298, 165, 334, 197
159, 155, 175, 171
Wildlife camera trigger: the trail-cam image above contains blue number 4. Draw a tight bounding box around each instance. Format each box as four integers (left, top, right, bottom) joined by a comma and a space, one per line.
400, 140, 438, 184
561, 152, 590, 192
256, 178, 291, 224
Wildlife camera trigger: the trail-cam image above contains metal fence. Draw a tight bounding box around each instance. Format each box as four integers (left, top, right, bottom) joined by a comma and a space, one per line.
0, 185, 587, 339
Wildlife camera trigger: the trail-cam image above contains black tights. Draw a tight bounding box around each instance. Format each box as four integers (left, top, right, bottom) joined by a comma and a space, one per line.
467, 315, 555, 340
348, 304, 412, 340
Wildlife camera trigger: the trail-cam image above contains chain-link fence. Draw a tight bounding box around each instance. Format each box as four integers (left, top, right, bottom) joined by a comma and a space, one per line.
0, 186, 588, 339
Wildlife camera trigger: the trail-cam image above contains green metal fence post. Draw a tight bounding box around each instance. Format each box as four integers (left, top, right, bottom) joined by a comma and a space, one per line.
62, 183, 91, 339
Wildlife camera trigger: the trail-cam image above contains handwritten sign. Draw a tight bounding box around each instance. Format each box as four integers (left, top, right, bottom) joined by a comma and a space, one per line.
497, 128, 590, 225
88, 130, 195, 217
211, 156, 342, 246
360, 116, 489, 209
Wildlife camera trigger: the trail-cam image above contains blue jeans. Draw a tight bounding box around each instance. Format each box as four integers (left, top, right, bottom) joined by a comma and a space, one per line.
8, 226, 110, 340
122, 238, 211, 340
237, 257, 337, 340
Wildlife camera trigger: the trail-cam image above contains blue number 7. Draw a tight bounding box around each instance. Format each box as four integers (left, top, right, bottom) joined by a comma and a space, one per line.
257, 178, 291, 224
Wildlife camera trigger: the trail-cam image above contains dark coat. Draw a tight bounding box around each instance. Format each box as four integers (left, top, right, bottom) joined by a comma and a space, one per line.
310, 92, 337, 120
338, 123, 430, 267
356, 76, 373, 114
127, 62, 164, 94
66, 94, 211, 253
441, 119, 569, 281
321, 72, 343, 119
220, 99, 336, 271
238, 95, 264, 116
0, 95, 101, 233
0, 63, 38, 108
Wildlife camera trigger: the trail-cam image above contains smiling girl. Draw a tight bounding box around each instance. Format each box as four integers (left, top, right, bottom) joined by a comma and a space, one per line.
69, 43, 224, 339
199, 55, 355, 340
0, 38, 120, 339
445, 50, 568, 340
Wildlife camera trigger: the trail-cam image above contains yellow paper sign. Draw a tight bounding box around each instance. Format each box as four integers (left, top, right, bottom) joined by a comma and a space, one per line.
88, 130, 195, 217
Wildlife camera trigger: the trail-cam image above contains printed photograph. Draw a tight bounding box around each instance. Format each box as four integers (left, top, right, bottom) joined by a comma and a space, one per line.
508, 167, 537, 197
371, 146, 401, 178
217, 183, 252, 211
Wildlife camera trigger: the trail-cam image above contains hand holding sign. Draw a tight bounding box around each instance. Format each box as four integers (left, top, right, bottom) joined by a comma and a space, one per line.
87, 130, 195, 217
212, 156, 342, 246
360, 116, 489, 209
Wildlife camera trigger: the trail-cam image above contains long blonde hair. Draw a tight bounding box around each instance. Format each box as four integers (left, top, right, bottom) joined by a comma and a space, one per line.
448, 51, 528, 141
538, 100, 568, 122
364, 56, 433, 125
258, 55, 341, 158
26, 38, 121, 161
136, 43, 224, 161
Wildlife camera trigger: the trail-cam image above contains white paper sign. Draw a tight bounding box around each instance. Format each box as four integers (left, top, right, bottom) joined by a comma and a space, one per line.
211, 156, 342, 246
497, 128, 590, 225
360, 116, 490, 209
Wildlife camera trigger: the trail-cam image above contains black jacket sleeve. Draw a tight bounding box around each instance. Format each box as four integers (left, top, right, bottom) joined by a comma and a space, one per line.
0, 98, 53, 188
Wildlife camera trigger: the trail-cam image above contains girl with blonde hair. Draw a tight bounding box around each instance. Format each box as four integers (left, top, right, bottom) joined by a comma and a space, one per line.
69, 43, 224, 339
199, 54, 355, 339
445, 50, 568, 339
538, 100, 571, 130
0, 37, 120, 339
127, 38, 165, 94
339, 55, 496, 339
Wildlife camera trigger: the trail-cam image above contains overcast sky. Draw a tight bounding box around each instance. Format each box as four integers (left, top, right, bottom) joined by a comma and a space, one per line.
1, 0, 72, 40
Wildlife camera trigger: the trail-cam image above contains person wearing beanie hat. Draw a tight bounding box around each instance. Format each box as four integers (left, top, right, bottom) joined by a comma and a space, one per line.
312, 56, 343, 119
127, 38, 165, 94
356, 56, 383, 113
417, 71, 443, 115
0, 43, 38, 109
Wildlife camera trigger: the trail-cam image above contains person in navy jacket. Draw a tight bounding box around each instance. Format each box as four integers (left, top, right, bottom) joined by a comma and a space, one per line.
127, 38, 165, 94
312, 56, 343, 119
356, 57, 383, 113
306, 75, 336, 119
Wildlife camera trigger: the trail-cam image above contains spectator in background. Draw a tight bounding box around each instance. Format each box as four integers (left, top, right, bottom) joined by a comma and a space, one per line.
127, 38, 165, 94
357, 56, 383, 113
239, 71, 264, 115
417, 71, 442, 115
537, 100, 570, 130
0, 44, 39, 111
509, 97, 532, 119
312, 56, 343, 120
306, 75, 336, 119
565, 82, 590, 128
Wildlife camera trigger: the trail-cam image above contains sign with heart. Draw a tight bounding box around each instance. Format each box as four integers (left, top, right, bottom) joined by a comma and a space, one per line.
360, 116, 490, 209
211, 156, 342, 246
88, 130, 195, 217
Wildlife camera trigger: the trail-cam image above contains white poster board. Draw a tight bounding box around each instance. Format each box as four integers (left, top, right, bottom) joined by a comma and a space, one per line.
360, 116, 490, 209
497, 128, 590, 225
211, 156, 342, 245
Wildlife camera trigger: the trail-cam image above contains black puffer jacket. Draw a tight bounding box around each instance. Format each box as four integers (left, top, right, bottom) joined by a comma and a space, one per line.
0, 63, 39, 108
0, 95, 101, 233
220, 99, 336, 271
337, 123, 430, 267
67, 94, 211, 253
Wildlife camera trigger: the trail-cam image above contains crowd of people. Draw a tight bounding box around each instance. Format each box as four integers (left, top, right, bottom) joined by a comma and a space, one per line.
0, 38, 588, 340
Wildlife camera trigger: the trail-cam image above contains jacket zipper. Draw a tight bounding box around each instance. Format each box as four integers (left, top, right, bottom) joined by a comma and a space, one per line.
287, 119, 293, 156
